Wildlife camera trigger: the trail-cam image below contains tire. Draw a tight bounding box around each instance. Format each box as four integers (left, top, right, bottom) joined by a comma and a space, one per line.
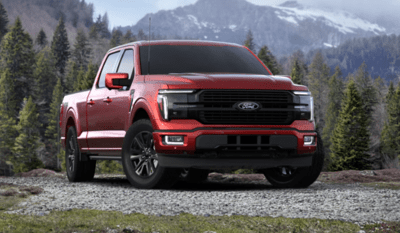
121, 119, 180, 189
82, 160, 96, 181
263, 133, 325, 188
179, 168, 209, 183
66, 126, 96, 182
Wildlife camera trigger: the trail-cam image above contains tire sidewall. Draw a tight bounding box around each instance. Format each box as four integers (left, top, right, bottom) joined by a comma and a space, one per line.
264, 133, 324, 188
122, 119, 169, 189
66, 127, 81, 181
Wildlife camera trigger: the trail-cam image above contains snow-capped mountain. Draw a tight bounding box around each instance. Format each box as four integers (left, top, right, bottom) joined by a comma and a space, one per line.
118, 0, 388, 56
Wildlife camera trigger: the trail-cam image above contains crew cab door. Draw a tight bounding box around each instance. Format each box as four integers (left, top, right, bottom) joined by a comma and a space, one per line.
87, 49, 134, 152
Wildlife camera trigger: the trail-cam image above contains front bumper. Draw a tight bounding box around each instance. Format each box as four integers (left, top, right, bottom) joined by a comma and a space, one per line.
153, 124, 317, 169
157, 154, 313, 169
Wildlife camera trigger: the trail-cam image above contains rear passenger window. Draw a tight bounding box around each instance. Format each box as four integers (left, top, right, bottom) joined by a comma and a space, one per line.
98, 51, 120, 88
117, 49, 134, 79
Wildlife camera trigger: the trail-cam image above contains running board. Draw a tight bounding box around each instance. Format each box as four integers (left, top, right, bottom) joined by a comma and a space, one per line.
89, 156, 122, 160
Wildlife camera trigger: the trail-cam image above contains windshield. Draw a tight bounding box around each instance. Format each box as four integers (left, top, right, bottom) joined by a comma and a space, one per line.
139, 45, 270, 75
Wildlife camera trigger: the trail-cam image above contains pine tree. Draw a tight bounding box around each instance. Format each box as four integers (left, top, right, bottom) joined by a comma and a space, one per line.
51, 16, 70, 76
34, 48, 57, 105
73, 65, 86, 92
11, 97, 44, 173
35, 28, 48, 49
89, 23, 99, 40
99, 12, 111, 39
0, 69, 17, 118
290, 59, 303, 84
0, 17, 35, 114
78, 62, 97, 90
33, 47, 57, 136
45, 79, 64, 169
244, 29, 255, 53
72, 29, 91, 69
89, 15, 101, 40
380, 84, 400, 159
257, 45, 280, 75
137, 29, 147, 40
322, 66, 344, 166
0, 69, 18, 165
110, 29, 123, 47
65, 61, 79, 93
123, 29, 136, 43
370, 76, 388, 155
329, 79, 370, 171
386, 81, 395, 105
0, 0, 9, 40
354, 62, 377, 123
307, 51, 330, 132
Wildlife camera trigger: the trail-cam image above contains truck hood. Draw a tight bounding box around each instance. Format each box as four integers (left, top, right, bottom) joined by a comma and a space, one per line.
146, 73, 308, 91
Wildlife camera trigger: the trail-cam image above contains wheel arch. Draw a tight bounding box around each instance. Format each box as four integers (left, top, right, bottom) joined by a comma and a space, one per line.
129, 98, 159, 130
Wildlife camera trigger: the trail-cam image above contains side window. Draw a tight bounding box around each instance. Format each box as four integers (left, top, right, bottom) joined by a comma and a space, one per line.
117, 49, 134, 79
98, 51, 120, 88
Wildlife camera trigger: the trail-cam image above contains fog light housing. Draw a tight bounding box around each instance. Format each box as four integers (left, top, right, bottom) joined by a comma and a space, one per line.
304, 136, 315, 145
164, 136, 184, 145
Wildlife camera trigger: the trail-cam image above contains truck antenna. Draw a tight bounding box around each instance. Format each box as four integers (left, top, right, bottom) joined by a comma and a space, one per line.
148, 17, 151, 75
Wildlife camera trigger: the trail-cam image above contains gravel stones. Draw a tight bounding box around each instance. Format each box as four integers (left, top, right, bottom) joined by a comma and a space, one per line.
1, 175, 400, 224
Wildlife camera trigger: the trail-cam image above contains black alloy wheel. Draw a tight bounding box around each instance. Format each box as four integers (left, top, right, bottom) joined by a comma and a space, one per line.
129, 131, 159, 177
122, 119, 180, 189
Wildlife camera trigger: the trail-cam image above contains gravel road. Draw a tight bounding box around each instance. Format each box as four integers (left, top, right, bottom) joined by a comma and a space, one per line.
2, 175, 399, 225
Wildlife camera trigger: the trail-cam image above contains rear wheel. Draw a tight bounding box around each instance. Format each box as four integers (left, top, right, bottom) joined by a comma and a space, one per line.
122, 119, 180, 189
66, 127, 96, 182
263, 133, 325, 188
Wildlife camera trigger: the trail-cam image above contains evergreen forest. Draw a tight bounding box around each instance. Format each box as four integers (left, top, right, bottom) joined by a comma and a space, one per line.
0, 2, 399, 176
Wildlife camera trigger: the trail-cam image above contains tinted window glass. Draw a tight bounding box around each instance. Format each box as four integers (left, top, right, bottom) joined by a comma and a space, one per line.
98, 51, 120, 88
140, 45, 269, 75
117, 49, 134, 79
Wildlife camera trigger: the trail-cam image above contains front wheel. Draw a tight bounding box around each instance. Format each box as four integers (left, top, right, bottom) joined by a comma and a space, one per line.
121, 119, 180, 189
263, 133, 325, 188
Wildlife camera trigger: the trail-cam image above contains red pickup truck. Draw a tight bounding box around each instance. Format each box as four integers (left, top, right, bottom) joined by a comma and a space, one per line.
60, 40, 324, 189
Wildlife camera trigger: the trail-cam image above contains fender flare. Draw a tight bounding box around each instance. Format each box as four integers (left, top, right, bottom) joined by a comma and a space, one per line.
129, 98, 159, 130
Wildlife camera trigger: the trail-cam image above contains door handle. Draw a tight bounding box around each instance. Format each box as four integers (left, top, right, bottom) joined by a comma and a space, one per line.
87, 99, 95, 105
103, 97, 112, 103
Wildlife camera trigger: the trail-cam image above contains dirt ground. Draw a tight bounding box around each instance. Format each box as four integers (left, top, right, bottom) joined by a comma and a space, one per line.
209, 169, 400, 184
7, 168, 400, 184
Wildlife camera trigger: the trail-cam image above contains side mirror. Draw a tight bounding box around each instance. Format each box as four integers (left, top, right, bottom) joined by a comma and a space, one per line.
105, 73, 130, 90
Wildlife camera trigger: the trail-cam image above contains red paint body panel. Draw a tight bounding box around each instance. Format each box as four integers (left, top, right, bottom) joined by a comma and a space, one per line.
60, 40, 316, 160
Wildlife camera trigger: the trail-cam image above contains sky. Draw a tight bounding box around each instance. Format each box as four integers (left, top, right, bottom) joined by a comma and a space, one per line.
85, 0, 400, 29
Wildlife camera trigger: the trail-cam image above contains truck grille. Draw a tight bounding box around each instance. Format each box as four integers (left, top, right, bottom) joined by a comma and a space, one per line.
197, 90, 294, 125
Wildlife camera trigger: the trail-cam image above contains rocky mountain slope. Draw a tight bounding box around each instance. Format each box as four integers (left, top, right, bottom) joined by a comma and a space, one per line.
1, 0, 94, 43
118, 0, 388, 56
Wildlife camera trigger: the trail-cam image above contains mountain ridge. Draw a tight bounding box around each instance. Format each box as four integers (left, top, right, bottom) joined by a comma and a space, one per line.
117, 0, 390, 56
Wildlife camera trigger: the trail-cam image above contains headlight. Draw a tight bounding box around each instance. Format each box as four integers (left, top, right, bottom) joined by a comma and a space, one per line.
157, 90, 196, 120
293, 91, 314, 122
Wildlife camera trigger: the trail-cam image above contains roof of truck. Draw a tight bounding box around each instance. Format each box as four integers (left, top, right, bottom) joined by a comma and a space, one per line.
107, 40, 243, 53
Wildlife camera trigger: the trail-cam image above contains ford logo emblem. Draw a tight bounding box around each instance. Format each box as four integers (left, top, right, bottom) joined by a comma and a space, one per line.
236, 102, 260, 111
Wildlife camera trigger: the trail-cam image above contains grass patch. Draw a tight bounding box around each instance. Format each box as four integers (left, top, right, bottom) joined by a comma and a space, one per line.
361, 182, 400, 190
0, 183, 44, 197
364, 221, 400, 232
0, 183, 44, 213
0, 209, 362, 233
0, 196, 25, 211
